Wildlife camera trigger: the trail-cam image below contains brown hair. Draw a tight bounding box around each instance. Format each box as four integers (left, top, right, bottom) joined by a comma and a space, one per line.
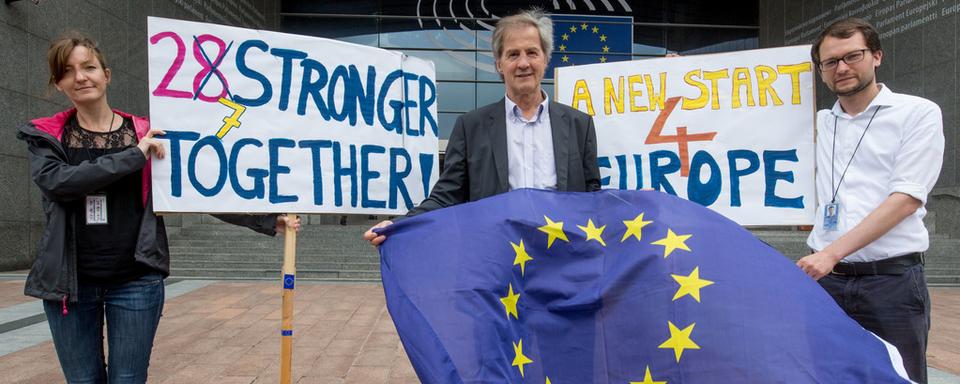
47, 33, 109, 88
811, 17, 882, 65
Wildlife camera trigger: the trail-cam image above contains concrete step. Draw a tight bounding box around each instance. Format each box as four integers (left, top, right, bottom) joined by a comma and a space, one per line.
169, 267, 381, 280
168, 244, 377, 254
927, 275, 960, 286
169, 252, 378, 263
171, 260, 379, 270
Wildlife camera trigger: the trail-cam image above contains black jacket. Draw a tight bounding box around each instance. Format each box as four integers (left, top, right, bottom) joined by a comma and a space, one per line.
406, 99, 601, 217
18, 109, 278, 302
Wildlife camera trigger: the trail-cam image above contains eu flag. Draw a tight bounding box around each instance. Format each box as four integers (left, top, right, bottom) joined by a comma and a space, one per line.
379, 189, 912, 383
547, 14, 633, 79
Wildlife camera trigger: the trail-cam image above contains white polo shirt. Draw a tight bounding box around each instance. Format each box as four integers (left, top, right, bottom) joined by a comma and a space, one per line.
807, 85, 944, 262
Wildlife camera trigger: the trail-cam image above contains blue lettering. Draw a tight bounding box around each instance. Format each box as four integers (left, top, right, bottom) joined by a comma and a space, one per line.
727, 150, 760, 207
402, 72, 420, 136
687, 150, 721, 206
188, 136, 228, 197
633, 154, 644, 190
268, 138, 298, 204
389, 148, 412, 209
614, 154, 627, 190
298, 140, 333, 206
360, 145, 386, 208
419, 153, 434, 200
598, 156, 611, 187
297, 59, 330, 118
269, 48, 308, 112
157, 131, 200, 197
229, 138, 267, 199
763, 149, 804, 208
649, 150, 680, 195
418, 75, 438, 137
378, 70, 404, 134
233, 40, 272, 107
333, 143, 358, 207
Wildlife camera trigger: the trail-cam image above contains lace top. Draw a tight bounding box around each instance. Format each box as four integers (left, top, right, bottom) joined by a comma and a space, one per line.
63, 115, 152, 285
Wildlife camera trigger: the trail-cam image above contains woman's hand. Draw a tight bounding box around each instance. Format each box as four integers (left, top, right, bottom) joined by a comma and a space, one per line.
137, 130, 166, 159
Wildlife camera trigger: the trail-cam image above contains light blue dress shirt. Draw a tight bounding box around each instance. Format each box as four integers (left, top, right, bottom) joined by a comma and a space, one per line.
504, 92, 557, 190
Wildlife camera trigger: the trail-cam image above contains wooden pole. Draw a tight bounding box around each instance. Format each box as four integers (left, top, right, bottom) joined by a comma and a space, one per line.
280, 214, 297, 384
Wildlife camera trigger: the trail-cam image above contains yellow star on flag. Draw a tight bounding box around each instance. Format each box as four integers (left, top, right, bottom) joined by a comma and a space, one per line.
561, 55, 569, 63
512, 339, 534, 377
671, 267, 714, 302
602, 45, 610, 53
658, 321, 700, 362
538, 216, 569, 248
599, 56, 607, 63
500, 283, 520, 320
511, 240, 533, 276
559, 44, 566, 52
630, 366, 667, 384
621, 213, 653, 242
581, 22, 588, 30
577, 219, 607, 246
652, 229, 692, 257
600, 34, 607, 41
562, 33, 569, 41
591, 25, 599, 33
570, 25, 577, 33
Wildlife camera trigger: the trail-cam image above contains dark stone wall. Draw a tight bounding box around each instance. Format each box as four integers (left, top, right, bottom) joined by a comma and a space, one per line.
761, 0, 960, 235
0, 0, 280, 270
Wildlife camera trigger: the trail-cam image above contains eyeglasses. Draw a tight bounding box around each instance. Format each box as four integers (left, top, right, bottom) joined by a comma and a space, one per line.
817, 49, 870, 72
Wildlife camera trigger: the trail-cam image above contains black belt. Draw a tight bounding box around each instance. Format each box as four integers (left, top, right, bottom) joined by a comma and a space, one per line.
830, 252, 924, 276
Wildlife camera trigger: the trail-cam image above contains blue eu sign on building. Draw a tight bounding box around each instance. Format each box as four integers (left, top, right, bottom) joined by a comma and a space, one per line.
547, 14, 634, 79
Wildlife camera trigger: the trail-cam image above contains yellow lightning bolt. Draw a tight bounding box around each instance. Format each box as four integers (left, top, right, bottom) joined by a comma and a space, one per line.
216, 97, 247, 139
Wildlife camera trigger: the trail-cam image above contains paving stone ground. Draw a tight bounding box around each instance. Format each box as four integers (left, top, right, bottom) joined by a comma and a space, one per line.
0, 279, 957, 383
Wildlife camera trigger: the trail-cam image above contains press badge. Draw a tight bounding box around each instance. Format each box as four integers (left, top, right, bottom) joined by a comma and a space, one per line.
823, 202, 840, 232
86, 194, 108, 225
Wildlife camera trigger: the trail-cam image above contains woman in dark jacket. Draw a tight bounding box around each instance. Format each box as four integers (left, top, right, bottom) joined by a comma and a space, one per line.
17, 34, 299, 383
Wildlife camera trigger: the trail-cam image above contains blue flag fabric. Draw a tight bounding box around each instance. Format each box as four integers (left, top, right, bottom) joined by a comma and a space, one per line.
379, 189, 911, 383
546, 14, 633, 79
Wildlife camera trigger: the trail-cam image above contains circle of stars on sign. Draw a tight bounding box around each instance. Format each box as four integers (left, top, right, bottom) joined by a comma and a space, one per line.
558, 22, 612, 64
498, 211, 714, 382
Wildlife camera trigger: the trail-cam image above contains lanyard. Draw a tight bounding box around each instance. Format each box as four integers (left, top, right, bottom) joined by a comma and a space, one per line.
830, 106, 882, 203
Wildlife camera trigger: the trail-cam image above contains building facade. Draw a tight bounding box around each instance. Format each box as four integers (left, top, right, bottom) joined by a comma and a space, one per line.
0, 0, 281, 270
4, 1, 827, 270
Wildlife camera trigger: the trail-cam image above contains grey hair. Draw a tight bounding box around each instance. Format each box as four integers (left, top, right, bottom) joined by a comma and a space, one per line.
491, 8, 554, 62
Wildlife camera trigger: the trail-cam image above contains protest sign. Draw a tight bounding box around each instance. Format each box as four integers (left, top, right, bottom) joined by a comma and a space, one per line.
148, 17, 438, 214
556, 46, 816, 225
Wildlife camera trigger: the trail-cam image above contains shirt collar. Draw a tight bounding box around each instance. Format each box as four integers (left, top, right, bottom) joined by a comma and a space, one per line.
830, 83, 895, 118
505, 90, 549, 124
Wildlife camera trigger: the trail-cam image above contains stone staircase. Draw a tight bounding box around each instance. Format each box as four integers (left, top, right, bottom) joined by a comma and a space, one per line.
168, 218, 960, 286
168, 218, 381, 282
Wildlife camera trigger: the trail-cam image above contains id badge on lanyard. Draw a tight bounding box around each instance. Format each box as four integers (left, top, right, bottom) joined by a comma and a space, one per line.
86, 194, 108, 225
823, 202, 840, 231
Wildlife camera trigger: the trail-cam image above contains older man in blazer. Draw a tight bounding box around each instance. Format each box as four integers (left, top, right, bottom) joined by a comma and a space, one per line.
365, 8, 601, 245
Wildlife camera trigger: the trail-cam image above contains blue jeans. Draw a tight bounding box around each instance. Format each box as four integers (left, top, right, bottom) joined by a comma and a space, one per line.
819, 264, 930, 384
43, 273, 165, 384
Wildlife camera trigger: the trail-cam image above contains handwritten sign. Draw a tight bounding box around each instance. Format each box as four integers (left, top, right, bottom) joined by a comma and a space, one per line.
556, 46, 816, 225
148, 17, 438, 214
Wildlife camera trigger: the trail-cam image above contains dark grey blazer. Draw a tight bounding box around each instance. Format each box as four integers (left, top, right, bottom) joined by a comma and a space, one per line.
406, 98, 601, 217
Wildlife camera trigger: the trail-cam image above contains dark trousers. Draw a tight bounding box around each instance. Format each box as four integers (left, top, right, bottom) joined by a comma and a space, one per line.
819, 264, 930, 384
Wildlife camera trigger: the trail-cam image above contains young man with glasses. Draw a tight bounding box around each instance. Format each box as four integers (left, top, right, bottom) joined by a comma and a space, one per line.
797, 17, 944, 383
